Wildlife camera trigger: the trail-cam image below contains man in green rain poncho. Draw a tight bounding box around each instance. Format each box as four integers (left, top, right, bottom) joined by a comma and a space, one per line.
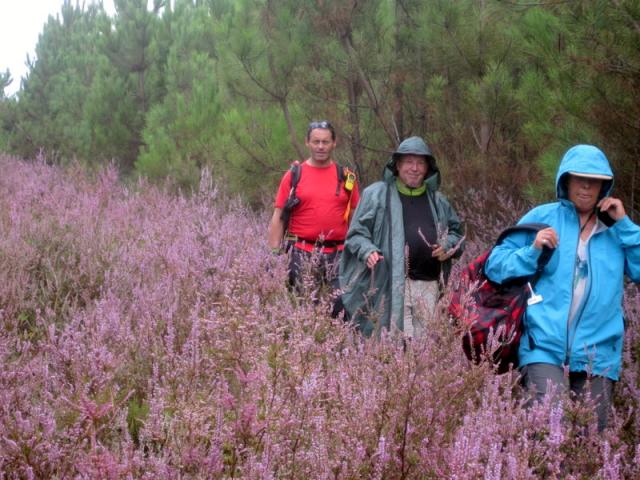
340, 136, 464, 338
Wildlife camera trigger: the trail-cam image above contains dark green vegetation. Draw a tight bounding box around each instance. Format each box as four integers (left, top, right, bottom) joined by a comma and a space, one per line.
0, 0, 639, 208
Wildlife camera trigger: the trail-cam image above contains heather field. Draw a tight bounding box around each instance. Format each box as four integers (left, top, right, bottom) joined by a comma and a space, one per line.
1, 154, 640, 479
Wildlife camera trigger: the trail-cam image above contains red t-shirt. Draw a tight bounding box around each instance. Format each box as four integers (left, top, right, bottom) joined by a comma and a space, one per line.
275, 161, 360, 249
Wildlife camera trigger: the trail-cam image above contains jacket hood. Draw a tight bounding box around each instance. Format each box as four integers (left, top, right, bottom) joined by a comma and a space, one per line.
555, 144, 614, 200
385, 136, 440, 189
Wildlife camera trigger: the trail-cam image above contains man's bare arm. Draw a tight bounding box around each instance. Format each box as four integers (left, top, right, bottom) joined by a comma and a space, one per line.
267, 208, 285, 250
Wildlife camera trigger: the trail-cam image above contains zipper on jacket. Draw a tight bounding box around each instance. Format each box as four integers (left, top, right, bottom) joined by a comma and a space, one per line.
426, 190, 441, 240
564, 212, 581, 366
565, 220, 598, 367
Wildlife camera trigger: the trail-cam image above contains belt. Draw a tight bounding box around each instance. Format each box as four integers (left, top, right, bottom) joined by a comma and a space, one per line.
286, 236, 345, 253
296, 238, 344, 248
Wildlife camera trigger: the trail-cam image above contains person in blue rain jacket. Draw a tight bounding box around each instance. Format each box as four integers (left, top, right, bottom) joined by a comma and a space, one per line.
485, 144, 640, 431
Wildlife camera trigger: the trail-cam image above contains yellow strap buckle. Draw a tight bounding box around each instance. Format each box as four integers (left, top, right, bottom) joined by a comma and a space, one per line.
344, 171, 356, 192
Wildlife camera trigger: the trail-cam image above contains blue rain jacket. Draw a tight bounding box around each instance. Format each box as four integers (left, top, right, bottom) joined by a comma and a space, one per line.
485, 145, 640, 380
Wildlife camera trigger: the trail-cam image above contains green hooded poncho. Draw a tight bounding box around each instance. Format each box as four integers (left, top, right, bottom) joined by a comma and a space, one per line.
339, 137, 464, 336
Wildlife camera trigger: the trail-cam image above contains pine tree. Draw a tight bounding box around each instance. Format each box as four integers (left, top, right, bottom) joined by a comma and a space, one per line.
0, 70, 12, 100
0, 70, 16, 152
220, 0, 308, 159
136, 0, 222, 189
509, 0, 640, 206
97, 0, 166, 170
12, 1, 103, 162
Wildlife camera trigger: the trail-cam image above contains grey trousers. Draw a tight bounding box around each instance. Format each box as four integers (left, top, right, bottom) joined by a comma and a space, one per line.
288, 247, 344, 318
520, 362, 614, 431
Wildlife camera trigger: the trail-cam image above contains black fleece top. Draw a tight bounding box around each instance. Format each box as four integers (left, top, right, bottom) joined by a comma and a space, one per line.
399, 191, 440, 281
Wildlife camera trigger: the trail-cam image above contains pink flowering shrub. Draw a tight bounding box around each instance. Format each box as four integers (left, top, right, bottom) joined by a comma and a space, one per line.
0, 154, 639, 478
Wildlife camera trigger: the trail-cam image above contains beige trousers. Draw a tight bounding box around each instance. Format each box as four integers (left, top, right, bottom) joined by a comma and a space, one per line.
403, 278, 439, 339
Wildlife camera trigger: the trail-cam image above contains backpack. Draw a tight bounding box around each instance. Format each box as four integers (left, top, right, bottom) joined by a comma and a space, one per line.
448, 223, 553, 373
280, 161, 356, 228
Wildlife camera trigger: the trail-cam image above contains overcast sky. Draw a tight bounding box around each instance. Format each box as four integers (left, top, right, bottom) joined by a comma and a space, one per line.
0, 0, 115, 96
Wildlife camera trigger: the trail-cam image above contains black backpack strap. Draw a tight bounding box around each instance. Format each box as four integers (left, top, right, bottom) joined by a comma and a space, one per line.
335, 163, 344, 196
494, 222, 553, 285
280, 162, 302, 226
290, 161, 302, 192
495, 223, 550, 245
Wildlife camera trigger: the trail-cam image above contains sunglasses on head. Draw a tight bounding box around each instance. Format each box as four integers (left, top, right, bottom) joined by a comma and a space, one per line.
308, 120, 332, 130
307, 120, 336, 140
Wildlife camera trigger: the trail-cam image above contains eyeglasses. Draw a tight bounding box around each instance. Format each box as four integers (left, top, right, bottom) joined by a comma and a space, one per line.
307, 120, 336, 140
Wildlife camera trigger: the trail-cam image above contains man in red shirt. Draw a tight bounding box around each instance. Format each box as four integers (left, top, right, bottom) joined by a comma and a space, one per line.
267, 121, 360, 312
